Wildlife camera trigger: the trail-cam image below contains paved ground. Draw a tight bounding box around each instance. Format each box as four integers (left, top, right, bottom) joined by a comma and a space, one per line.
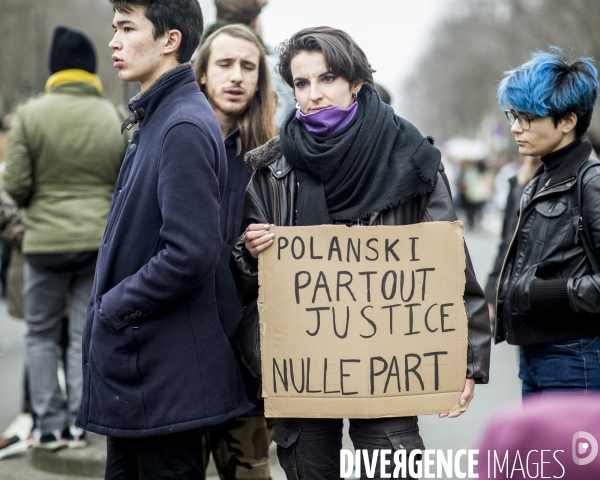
0, 216, 521, 479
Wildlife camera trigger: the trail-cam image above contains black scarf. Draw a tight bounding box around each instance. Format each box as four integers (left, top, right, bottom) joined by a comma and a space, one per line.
280, 87, 441, 226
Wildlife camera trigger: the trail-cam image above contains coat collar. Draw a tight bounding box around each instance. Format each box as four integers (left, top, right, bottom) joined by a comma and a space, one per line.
48, 82, 101, 96
244, 136, 294, 177
128, 63, 197, 129
245, 135, 281, 170
46, 69, 103, 94
532, 139, 593, 186
224, 126, 243, 157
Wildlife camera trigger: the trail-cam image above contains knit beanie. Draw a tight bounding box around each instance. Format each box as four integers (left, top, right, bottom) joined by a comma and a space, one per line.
49, 26, 97, 74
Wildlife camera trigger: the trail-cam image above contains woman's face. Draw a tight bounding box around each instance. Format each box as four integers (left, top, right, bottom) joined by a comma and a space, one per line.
291, 51, 360, 114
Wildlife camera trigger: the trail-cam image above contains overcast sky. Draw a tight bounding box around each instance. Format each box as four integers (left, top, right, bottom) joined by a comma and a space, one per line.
199, 0, 449, 109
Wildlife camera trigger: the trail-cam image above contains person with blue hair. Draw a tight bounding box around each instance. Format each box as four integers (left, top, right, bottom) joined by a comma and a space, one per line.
495, 47, 600, 396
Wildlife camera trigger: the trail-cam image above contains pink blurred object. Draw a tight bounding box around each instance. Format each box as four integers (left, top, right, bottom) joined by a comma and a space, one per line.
476, 393, 600, 479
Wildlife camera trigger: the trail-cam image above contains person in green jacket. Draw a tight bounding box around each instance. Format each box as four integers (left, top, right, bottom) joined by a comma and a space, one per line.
4, 25, 128, 450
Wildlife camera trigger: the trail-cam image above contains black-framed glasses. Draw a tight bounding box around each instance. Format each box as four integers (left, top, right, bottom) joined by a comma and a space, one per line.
504, 110, 542, 131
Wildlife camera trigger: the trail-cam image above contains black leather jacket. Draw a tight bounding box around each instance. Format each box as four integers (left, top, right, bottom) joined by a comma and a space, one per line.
231, 137, 491, 383
484, 176, 526, 304
496, 141, 600, 346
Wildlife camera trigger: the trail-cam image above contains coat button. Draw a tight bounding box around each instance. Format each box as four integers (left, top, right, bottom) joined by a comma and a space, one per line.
135, 310, 142, 316
285, 436, 290, 442
129, 143, 137, 151
124, 315, 131, 322
276, 170, 282, 175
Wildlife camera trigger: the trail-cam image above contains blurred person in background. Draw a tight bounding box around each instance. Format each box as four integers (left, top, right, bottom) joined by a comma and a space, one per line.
485, 156, 541, 323
0, 167, 31, 460
3, 25, 128, 450
457, 158, 494, 230
495, 48, 600, 396
232, 26, 491, 479
194, 23, 277, 480
374, 82, 392, 106
0, 114, 16, 297
490, 154, 520, 214
0, 112, 68, 456
203, 0, 295, 126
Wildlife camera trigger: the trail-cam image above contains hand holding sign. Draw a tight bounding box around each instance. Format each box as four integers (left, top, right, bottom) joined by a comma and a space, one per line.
245, 223, 274, 258
439, 377, 474, 418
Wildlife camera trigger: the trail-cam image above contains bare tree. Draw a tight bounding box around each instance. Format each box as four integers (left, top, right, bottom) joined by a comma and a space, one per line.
401, 0, 600, 146
0, 0, 125, 116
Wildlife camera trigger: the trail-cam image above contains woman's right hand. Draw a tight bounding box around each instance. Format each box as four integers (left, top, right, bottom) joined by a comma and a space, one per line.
244, 223, 274, 259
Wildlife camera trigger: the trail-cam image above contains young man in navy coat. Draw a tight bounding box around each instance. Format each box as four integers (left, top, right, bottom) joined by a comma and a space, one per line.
76, 1, 252, 478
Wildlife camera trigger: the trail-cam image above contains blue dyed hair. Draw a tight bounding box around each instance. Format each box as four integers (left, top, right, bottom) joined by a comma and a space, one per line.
498, 47, 599, 137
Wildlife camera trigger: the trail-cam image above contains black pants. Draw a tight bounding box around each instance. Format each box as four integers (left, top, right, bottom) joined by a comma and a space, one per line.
105, 429, 205, 480
274, 417, 424, 480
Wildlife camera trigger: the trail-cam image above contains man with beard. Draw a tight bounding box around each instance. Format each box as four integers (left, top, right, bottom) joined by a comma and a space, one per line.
193, 23, 277, 480
203, 0, 294, 126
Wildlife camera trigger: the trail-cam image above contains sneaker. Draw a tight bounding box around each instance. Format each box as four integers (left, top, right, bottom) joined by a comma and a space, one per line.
64, 426, 87, 449
0, 435, 32, 460
33, 429, 67, 451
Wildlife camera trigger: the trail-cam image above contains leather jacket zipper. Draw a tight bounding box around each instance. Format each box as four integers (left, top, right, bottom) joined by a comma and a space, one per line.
531, 176, 575, 200
494, 193, 524, 338
494, 176, 574, 338
269, 177, 280, 225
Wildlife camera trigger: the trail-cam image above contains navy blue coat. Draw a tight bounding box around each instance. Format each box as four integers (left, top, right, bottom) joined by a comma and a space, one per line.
77, 65, 252, 438
214, 128, 264, 413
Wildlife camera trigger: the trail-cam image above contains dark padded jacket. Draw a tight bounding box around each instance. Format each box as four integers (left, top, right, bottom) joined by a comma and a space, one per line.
496, 140, 600, 346
231, 137, 491, 384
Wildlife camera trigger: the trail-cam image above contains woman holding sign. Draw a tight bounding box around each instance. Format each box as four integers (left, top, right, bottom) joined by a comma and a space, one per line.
232, 27, 490, 479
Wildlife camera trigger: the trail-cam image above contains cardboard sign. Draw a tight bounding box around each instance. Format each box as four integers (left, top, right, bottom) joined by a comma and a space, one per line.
258, 222, 468, 418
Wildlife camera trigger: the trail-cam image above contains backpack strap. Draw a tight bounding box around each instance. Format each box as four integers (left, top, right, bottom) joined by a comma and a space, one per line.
572, 156, 600, 275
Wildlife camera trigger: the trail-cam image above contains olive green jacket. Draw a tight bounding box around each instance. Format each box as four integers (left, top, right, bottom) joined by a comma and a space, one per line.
4, 82, 128, 254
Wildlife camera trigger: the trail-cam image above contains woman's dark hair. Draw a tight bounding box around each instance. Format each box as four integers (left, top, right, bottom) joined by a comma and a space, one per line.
109, 0, 203, 63
276, 27, 375, 90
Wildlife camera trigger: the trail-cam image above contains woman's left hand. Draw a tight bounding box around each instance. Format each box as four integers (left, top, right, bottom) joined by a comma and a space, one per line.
439, 377, 475, 418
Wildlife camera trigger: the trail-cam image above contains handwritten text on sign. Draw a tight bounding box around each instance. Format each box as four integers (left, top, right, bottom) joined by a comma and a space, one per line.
258, 222, 468, 418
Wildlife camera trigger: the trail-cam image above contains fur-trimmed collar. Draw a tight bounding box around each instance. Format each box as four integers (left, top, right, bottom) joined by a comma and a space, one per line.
245, 136, 282, 170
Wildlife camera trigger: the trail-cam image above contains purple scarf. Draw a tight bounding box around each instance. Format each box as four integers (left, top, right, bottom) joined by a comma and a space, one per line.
295, 101, 359, 136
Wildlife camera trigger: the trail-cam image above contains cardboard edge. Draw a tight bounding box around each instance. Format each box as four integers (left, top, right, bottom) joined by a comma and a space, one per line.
265, 392, 462, 418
